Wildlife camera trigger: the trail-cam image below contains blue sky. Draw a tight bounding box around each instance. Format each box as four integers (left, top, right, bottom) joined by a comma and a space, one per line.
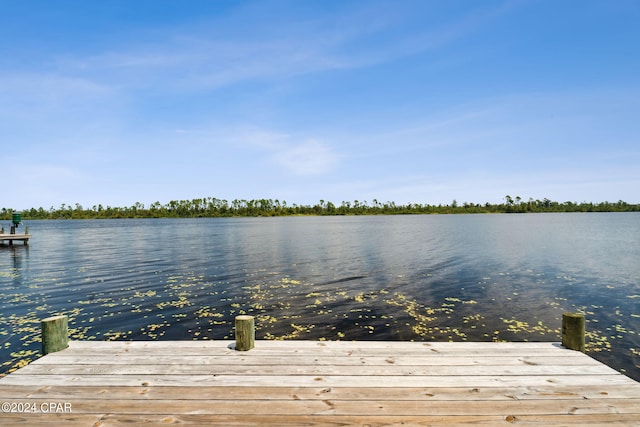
2, 0, 639, 209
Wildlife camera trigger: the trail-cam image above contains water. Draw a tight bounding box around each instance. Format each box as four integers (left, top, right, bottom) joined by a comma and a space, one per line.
1, 213, 639, 380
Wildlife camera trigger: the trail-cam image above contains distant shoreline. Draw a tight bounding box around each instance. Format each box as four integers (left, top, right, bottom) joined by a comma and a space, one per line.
2, 197, 639, 220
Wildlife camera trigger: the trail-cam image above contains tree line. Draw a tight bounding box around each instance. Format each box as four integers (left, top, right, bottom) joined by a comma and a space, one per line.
1, 196, 638, 220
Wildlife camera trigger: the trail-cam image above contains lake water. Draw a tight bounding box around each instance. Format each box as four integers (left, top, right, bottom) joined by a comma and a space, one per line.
1, 213, 639, 380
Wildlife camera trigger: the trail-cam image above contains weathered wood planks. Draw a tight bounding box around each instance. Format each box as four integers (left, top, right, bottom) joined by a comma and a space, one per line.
1, 340, 639, 426
0, 234, 31, 244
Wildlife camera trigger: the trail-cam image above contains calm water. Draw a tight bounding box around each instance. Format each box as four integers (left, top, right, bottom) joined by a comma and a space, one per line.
1, 213, 639, 380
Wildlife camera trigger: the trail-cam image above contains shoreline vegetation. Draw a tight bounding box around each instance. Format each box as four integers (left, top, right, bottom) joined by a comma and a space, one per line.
2, 196, 639, 220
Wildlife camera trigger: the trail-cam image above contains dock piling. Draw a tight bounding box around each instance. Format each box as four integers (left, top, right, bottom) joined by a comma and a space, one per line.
562, 312, 585, 352
235, 315, 255, 351
41, 315, 69, 355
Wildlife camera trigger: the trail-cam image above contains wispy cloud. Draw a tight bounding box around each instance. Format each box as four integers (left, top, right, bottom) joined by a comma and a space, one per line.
269, 139, 340, 175
36, 1, 516, 94
229, 128, 341, 176
0, 72, 115, 114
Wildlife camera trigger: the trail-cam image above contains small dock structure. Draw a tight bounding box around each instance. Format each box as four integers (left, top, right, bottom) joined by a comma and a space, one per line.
1, 314, 639, 426
0, 233, 31, 245
1, 212, 30, 245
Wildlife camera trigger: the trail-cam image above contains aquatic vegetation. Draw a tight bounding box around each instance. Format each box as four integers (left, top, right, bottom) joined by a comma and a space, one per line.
501, 318, 558, 337
1, 266, 638, 380
265, 323, 316, 340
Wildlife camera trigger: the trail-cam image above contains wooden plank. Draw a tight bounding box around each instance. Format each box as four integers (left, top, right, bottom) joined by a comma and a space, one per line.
3, 384, 640, 401
2, 413, 640, 427
0, 234, 31, 241
1, 373, 635, 388
0, 397, 639, 416
65, 340, 564, 348
31, 340, 586, 359
29, 354, 600, 367
53, 347, 582, 359
12, 362, 620, 377
58, 340, 572, 354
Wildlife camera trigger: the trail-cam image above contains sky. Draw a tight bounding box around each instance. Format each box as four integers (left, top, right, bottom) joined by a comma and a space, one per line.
1, 0, 639, 210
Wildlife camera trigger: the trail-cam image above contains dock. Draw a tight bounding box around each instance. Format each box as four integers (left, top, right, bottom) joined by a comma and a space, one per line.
0, 233, 31, 245
1, 340, 639, 426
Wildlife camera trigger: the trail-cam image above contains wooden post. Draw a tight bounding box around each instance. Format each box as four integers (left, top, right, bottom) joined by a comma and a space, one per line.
562, 312, 585, 352
235, 315, 255, 351
41, 315, 69, 355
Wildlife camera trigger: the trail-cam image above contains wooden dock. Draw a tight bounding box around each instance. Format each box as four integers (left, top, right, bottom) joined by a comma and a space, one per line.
0, 233, 31, 245
1, 340, 639, 426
